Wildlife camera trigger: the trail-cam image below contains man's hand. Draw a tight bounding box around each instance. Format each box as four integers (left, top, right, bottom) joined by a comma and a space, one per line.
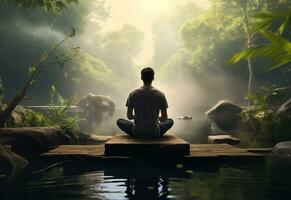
127, 107, 135, 120
159, 108, 168, 122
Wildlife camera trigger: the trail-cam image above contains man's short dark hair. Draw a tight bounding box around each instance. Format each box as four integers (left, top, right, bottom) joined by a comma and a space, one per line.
141, 67, 154, 83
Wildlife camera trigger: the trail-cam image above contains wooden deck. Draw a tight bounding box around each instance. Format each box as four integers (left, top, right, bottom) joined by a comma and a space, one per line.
43, 144, 270, 157
42, 144, 269, 166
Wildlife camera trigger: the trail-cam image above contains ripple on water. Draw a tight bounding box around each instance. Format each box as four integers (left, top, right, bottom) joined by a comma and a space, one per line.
2, 157, 291, 200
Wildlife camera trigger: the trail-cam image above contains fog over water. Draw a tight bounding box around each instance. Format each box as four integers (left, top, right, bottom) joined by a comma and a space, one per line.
1, 0, 289, 138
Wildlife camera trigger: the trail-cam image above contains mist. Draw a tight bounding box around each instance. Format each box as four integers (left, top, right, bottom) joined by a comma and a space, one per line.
0, 0, 290, 138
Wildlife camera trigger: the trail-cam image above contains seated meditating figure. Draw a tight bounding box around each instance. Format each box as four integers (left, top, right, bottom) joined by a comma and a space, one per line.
117, 67, 174, 139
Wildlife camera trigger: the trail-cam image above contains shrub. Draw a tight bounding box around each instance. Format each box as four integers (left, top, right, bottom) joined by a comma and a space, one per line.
47, 85, 80, 130
240, 85, 291, 147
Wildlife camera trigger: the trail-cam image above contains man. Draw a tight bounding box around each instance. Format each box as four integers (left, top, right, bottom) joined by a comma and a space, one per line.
117, 67, 174, 138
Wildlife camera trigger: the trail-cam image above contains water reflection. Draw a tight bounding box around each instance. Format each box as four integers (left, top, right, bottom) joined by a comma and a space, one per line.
95, 163, 191, 200
94, 176, 170, 200
2, 157, 291, 200
124, 176, 169, 199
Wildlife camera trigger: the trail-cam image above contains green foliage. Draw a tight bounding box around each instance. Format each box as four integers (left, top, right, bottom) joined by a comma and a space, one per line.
245, 85, 288, 112
251, 11, 291, 35
2, 0, 79, 13
99, 24, 144, 77
0, 26, 80, 127
240, 85, 291, 147
0, 1, 112, 103
241, 109, 291, 147
228, 8, 291, 147
241, 85, 288, 127
230, 11, 291, 69
152, 3, 203, 67
55, 46, 80, 69
14, 109, 50, 127
60, 50, 123, 97
47, 85, 79, 130
168, 0, 252, 76
258, 112, 291, 146
24, 26, 79, 84
230, 31, 291, 69
11, 85, 81, 129
178, 0, 291, 75
159, 50, 195, 80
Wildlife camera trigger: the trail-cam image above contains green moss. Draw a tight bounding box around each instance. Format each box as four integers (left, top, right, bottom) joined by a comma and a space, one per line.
14, 109, 50, 127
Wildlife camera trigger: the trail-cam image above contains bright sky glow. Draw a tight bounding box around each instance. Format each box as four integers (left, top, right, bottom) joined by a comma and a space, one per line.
102, 0, 210, 65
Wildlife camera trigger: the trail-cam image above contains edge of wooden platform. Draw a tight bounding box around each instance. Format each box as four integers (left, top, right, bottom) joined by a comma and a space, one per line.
42, 144, 267, 160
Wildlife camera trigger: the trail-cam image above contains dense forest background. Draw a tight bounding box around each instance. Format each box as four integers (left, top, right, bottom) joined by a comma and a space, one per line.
0, 0, 290, 115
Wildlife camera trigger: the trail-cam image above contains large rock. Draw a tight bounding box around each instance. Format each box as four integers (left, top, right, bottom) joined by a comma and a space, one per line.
63, 129, 111, 145
4, 106, 30, 127
272, 141, 291, 157
208, 135, 240, 145
277, 99, 291, 118
0, 143, 28, 177
4, 106, 44, 127
206, 100, 243, 132
77, 94, 115, 127
0, 127, 73, 157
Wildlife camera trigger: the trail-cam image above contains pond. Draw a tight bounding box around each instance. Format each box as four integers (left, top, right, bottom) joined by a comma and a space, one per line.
1, 156, 291, 200
82, 108, 211, 144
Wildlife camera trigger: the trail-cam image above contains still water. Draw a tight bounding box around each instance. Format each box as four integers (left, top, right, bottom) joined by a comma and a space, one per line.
83, 108, 211, 144
2, 156, 291, 200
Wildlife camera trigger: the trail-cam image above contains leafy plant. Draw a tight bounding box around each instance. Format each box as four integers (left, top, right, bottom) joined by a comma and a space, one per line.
0, 27, 79, 127
246, 85, 288, 112
229, 9, 291, 147
13, 109, 50, 127
1, 0, 79, 13
229, 11, 291, 70
47, 85, 80, 130
240, 85, 291, 147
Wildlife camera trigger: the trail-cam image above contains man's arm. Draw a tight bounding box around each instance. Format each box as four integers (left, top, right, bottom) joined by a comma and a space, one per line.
159, 108, 168, 122
127, 106, 135, 120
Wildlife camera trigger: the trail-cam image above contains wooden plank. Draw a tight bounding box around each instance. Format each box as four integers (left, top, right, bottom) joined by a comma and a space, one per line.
42, 143, 266, 159
104, 134, 190, 157
190, 144, 247, 153
43, 145, 105, 156
246, 148, 272, 154
106, 134, 188, 144
41, 144, 266, 168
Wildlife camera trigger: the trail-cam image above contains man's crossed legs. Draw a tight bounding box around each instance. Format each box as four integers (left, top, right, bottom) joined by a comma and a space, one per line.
117, 119, 174, 138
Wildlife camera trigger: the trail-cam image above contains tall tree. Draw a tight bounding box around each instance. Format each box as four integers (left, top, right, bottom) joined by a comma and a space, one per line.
213, 0, 254, 103
212, 0, 291, 102
240, 0, 254, 100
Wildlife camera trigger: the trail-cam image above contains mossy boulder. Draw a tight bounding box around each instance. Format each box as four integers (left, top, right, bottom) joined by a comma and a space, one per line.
206, 100, 243, 132
0, 127, 73, 157
272, 141, 291, 157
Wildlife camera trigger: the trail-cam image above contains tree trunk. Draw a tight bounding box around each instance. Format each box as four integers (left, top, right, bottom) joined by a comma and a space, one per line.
0, 87, 29, 127
0, 72, 34, 127
247, 59, 253, 97
241, 0, 254, 105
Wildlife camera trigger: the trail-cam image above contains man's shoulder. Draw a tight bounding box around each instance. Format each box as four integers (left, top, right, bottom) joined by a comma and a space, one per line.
129, 86, 165, 96
129, 87, 143, 95
151, 87, 165, 96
